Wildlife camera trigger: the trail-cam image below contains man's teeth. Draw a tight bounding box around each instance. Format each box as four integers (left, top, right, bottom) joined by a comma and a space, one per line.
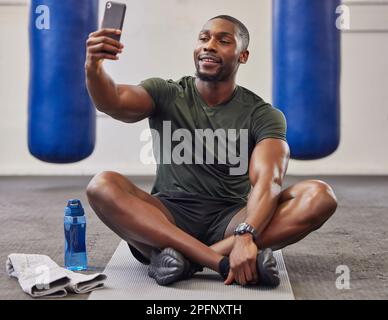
202, 58, 218, 63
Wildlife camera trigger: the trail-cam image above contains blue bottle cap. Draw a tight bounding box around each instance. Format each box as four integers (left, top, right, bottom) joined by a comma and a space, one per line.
65, 199, 85, 217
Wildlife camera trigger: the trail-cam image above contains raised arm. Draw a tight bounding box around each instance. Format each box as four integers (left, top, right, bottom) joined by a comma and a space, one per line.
85, 28, 154, 123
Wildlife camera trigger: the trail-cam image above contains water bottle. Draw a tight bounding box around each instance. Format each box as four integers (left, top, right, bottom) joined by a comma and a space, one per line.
64, 199, 88, 271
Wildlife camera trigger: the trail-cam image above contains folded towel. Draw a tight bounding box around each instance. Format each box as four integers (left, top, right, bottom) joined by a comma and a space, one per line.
63, 269, 106, 294
6, 254, 70, 298
6, 253, 107, 298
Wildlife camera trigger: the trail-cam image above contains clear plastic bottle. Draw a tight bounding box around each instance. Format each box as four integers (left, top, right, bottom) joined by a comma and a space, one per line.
64, 199, 88, 271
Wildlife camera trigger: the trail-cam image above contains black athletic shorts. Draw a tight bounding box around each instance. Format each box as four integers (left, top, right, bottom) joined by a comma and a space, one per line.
155, 191, 246, 246
127, 191, 246, 264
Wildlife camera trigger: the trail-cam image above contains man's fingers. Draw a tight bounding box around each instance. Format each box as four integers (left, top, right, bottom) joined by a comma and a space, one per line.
224, 270, 235, 285
86, 31, 124, 65
86, 36, 123, 50
232, 261, 258, 286
244, 258, 258, 284
89, 28, 121, 38
243, 263, 254, 284
90, 53, 119, 61
233, 266, 247, 286
240, 268, 248, 286
88, 43, 122, 55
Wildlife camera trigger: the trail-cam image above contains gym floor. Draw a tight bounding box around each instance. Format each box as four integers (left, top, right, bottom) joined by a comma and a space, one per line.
0, 175, 387, 300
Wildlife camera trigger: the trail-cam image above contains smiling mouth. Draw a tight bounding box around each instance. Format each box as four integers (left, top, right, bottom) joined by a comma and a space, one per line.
199, 59, 221, 70
201, 58, 219, 63
199, 55, 221, 64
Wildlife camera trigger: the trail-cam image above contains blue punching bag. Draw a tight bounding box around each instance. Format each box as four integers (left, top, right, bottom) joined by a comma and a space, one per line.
273, 0, 341, 160
28, 0, 98, 163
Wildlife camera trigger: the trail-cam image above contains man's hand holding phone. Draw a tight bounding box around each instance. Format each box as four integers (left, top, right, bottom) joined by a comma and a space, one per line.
86, 1, 127, 72
85, 29, 124, 71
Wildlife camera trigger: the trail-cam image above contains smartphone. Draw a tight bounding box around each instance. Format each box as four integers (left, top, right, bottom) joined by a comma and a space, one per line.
101, 1, 127, 42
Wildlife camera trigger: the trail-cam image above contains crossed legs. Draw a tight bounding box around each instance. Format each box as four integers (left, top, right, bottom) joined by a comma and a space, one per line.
86, 171, 338, 273
86, 171, 223, 271
210, 179, 338, 256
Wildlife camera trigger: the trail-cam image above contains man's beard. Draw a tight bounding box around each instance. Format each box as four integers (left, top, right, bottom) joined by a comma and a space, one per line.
195, 65, 227, 82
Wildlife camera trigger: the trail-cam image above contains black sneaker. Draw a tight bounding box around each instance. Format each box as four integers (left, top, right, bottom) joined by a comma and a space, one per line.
148, 248, 203, 286
257, 248, 280, 287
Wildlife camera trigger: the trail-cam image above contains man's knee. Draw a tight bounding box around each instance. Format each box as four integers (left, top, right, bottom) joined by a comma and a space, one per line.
86, 171, 124, 202
301, 180, 338, 228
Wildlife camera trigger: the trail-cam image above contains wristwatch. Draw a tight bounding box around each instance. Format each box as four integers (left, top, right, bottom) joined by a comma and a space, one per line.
234, 222, 258, 240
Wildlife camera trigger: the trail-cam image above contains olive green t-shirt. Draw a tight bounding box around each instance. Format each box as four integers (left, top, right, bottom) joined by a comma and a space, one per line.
140, 76, 287, 202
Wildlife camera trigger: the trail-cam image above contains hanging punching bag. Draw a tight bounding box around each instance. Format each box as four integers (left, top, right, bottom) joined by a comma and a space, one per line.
28, 0, 98, 163
273, 0, 341, 160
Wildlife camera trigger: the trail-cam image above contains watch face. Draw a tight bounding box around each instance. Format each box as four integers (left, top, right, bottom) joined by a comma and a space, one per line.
235, 223, 256, 239
236, 223, 247, 233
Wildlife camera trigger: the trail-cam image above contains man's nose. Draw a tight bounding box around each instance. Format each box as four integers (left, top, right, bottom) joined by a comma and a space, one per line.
204, 37, 217, 52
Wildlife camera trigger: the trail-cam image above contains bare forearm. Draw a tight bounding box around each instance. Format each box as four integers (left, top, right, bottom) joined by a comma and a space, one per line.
85, 64, 121, 113
84, 28, 125, 113
245, 181, 282, 235
84, 29, 153, 123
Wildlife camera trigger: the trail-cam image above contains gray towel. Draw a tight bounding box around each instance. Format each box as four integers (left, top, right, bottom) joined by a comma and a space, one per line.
6, 253, 107, 298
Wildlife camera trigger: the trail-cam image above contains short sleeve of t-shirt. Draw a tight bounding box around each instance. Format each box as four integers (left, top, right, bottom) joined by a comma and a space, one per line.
139, 77, 179, 117
250, 104, 287, 144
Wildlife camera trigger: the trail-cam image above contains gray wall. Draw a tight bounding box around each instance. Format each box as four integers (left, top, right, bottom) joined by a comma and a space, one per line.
0, 0, 387, 175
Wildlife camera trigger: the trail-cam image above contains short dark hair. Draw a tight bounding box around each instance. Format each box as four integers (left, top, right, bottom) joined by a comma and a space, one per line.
210, 15, 250, 50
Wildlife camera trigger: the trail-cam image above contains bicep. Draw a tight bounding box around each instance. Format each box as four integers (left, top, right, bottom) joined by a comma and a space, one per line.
109, 84, 154, 123
249, 138, 290, 186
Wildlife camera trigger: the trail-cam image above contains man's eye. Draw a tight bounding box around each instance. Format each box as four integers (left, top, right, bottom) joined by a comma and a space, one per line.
220, 40, 230, 44
199, 37, 208, 41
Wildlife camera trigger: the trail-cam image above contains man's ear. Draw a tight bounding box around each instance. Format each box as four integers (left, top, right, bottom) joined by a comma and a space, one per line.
239, 50, 249, 64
